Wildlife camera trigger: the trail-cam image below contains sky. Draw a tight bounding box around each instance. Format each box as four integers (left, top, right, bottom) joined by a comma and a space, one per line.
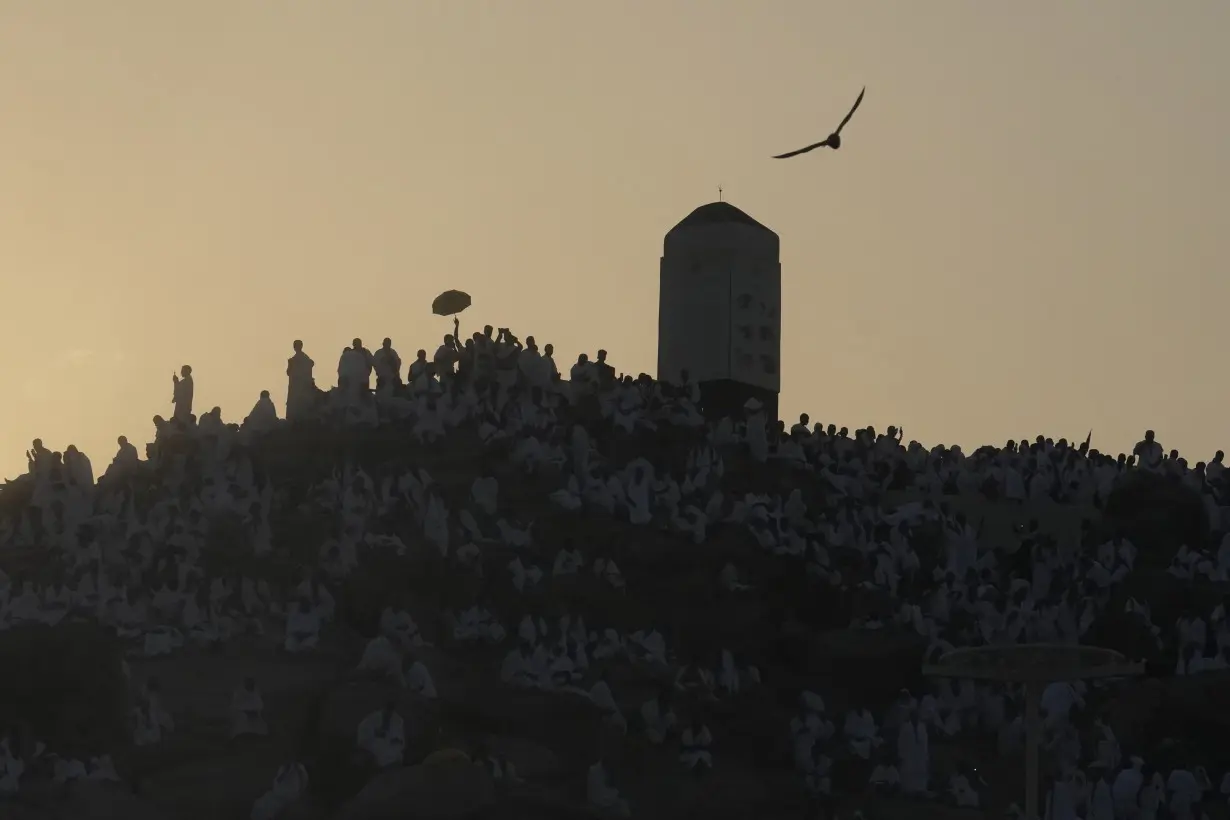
1, 1, 1228, 482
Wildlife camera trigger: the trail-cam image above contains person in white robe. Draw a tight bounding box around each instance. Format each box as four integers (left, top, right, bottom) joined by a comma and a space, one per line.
1047, 769, 1080, 820
471, 738, 523, 787
1167, 767, 1204, 820
380, 607, 427, 650
172, 365, 194, 423
1138, 771, 1164, 820
843, 708, 881, 759
586, 760, 631, 818
640, 689, 677, 745
284, 597, 321, 653
358, 635, 405, 685
373, 338, 403, 393
896, 714, 929, 795
593, 557, 626, 590
133, 677, 175, 746
552, 544, 584, 577
356, 701, 406, 769
286, 340, 316, 421
87, 755, 120, 783
719, 563, 750, 592
51, 756, 88, 785
500, 643, 538, 688
230, 677, 269, 739
243, 391, 279, 433
0, 737, 23, 795
1113, 757, 1144, 817
63, 444, 93, 488
250, 762, 309, 820
717, 649, 743, 696
1088, 764, 1115, 820
406, 660, 438, 698
869, 755, 900, 792
679, 717, 713, 772
589, 673, 627, 734
950, 770, 981, 808
744, 400, 769, 463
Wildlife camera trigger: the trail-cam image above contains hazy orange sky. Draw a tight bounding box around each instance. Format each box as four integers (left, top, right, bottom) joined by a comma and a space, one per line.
2, 1, 1228, 482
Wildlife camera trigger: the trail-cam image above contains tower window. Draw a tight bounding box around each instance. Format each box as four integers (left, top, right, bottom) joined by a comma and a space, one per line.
760, 355, 778, 375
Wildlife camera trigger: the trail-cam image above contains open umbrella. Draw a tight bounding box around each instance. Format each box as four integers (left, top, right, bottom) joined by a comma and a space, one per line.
432, 290, 471, 317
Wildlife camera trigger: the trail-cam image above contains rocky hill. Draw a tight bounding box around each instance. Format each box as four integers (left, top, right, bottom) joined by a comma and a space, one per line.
0, 415, 1225, 820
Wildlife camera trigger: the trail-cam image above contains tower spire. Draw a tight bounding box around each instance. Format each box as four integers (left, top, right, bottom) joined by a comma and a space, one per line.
718, 185, 723, 202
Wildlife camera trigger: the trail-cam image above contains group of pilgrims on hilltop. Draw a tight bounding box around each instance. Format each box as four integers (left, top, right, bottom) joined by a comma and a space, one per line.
2, 319, 1229, 819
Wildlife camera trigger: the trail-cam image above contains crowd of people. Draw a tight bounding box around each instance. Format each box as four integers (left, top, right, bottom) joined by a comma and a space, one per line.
1, 321, 1228, 820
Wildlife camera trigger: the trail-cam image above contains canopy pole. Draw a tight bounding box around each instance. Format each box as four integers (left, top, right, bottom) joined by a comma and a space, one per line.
1025, 681, 1041, 820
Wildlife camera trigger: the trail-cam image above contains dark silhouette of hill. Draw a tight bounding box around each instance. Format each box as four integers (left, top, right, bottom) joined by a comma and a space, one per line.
2, 389, 1229, 819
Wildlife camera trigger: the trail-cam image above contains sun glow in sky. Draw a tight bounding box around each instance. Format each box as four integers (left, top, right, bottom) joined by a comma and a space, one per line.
2, 1, 1228, 480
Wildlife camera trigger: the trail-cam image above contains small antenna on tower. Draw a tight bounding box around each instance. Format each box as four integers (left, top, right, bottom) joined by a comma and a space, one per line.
718, 185, 723, 202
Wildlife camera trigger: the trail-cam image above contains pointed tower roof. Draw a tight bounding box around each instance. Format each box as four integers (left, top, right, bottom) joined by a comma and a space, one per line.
667, 202, 777, 237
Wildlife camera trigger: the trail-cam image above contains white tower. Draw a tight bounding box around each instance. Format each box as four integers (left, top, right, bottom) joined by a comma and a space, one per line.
658, 201, 781, 420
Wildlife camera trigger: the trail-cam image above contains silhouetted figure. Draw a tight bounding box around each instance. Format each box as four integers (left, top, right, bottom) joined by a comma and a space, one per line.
773, 86, 865, 158
409, 349, 430, 387
595, 350, 616, 386
25, 439, 50, 475
244, 390, 279, 433
172, 365, 194, 423
354, 338, 375, 394
374, 338, 402, 393
286, 340, 315, 421
1134, 430, 1163, 471
63, 445, 92, 488
103, 435, 140, 481
543, 343, 559, 381
338, 338, 374, 399
434, 334, 459, 382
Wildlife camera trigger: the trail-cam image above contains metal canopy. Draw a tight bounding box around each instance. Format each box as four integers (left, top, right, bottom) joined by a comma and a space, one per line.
923, 643, 1146, 683
922, 642, 1146, 820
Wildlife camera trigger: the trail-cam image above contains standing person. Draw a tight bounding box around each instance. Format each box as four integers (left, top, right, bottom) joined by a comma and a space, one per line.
374, 338, 403, 394
172, 365, 194, 423
286, 340, 315, 421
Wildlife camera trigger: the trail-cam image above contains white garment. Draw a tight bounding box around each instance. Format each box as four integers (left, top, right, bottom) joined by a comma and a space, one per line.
896, 720, 929, 794
586, 761, 631, 817
251, 763, 309, 820
230, 685, 269, 738
640, 699, 677, 745
356, 710, 406, 769
406, 660, 438, 698
679, 725, 713, 769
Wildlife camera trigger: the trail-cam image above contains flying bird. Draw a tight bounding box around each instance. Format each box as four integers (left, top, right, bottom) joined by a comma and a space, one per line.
772, 87, 866, 159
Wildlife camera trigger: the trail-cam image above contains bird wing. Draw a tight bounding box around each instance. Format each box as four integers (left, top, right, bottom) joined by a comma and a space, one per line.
772, 139, 830, 159
833, 86, 866, 135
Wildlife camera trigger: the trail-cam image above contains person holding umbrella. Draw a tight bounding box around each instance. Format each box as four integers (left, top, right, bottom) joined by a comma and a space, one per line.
430, 290, 471, 385
433, 333, 460, 384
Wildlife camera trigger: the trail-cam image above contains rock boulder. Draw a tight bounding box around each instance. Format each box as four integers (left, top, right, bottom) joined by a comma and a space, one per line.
333, 761, 495, 820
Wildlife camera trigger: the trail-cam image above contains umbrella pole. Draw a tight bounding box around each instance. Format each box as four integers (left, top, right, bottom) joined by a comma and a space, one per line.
1025, 681, 1041, 820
